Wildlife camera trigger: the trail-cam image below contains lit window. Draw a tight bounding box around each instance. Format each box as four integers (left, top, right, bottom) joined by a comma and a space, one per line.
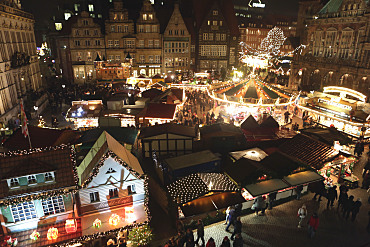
220, 21, 223, 26
55, 23, 62, 31
213, 10, 218, 15
88, 4, 94, 12
213, 21, 217, 26
98, 14, 102, 18
143, 14, 147, 20
11, 202, 37, 222
90, 192, 100, 202
149, 14, 153, 20
9, 178, 19, 187
74, 4, 80, 12
44, 172, 54, 181
27, 175, 37, 184
114, 40, 119, 47
106, 168, 116, 174
42, 196, 65, 216
64, 13, 72, 20
109, 188, 119, 198
115, 55, 120, 61
208, 20, 210, 25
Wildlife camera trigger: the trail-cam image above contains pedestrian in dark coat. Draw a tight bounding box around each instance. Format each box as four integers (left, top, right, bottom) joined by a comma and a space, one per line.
313, 181, 325, 201
195, 219, 205, 246
343, 195, 354, 220
326, 185, 338, 208
234, 203, 242, 217
296, 185, 303, 200
363, 159, 370, 178
232, 233, 243, 247
268, 191, 277, 209
185, 228, 194, 247
337, 189, 348, 212
351, 198, 362, 221
220, 236, 231, 247
205, 237, 215, 247
231, 217, 242, 240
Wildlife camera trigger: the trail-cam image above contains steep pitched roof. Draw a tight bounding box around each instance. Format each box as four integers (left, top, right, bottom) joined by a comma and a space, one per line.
138, 123, 196, 139
319, 0, 343, 14
79, 127, 138, 147
3, 126, 80, 151
77, 131, 144, 187
240, 115, 259, 130
140, 103, 177, 119
260, 116, 280, 129
0, 145, 77, 199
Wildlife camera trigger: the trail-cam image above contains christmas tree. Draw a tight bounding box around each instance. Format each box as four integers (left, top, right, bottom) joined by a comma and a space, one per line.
127, 225, 153, 247
38, 116, 46, 128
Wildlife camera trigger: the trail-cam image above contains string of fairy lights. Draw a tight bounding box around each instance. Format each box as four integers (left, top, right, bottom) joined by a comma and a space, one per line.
167, 173, 238, 205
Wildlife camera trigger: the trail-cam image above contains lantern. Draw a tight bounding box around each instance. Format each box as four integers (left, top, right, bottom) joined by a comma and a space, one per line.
93, 218, 102, 229
125, 206, 135, 223
47, 227, 58, 240
30, 230, 40, 241
109, 213, 120, 227
65, 219, 77, 233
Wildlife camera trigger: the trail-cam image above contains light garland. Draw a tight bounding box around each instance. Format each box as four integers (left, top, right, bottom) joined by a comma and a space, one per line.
47, 227, 58, 241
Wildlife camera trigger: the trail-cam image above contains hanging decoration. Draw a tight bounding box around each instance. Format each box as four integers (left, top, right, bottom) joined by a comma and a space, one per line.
109, 214, 120, 227
125, 206, 135, 223
30, 230, 40, 241
93, 218, 102, 229
65, 219, 77, 233
47, 227, 58, 240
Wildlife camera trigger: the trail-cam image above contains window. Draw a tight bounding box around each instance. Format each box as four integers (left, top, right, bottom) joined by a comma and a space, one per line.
209, 33, 213, 40
145, 25, 151, 33
115, 55, 120, 61
148, 40, 153, 48
221, 34, 226, 41
213, 10, 218, 15
143, 14, 147, 20
85, 40, 91, 46
213, 21, 217, 26
124, 25, 129, 33
148, 55, 154, 63
11, 202, 37, 222
90, 192, 100, 202
74, 4, 80, 12
88, 4, 94, 12
149, 14, 153, 20
64, 12, 72, 20
208, 20, 211, 25
154, 40, 160, 48
84, 29, 89, 35
117, 25, 122, 32
114, 40, 119, 47
44, 172, 53, 181
42, 196, 65, 216
220, 21, 223, 26
138, 25, 144, 33
28, 175, 37, 184
94, 29, 98, 36
169, 30, 173, 35
175, 30, 178, 35
98, 14, 102, 18
109, 188, 119, 198
216, 33, 220, 41
108, 55, 114, 61
95, 40, 101, 46
140, 55, 145, 63
139, 40, 144, 48
203, 33, 208, 40
106, 167, 116, 174
180, 30, 185, 35
155, 55, 160, 63
111, 25, 115, 32
127, 185, 136, 195
152, 25, 157, 33
9, 178, 19, 187
125, 40, 135, 48
55, 23, 62, 31
83, 20, 88, 26
74, 30, 79, 36
108, 40, 113, 48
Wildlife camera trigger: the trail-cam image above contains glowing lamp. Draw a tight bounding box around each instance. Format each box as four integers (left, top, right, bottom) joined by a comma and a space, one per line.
109, 213, 120, 227
47, 227, 58, 240
125, 207, 135, 223
30, 230, 40, 241
65, 219, 77, 233
93, 218, 102, 229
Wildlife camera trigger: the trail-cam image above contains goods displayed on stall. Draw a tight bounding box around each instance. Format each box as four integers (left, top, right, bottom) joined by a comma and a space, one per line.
319, 155, 359, 188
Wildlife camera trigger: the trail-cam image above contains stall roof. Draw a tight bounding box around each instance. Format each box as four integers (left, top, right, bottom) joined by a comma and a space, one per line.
165, 150, 219, 171
240, 115, 259, 130
224, 158, 266, 186
229, 148, 268, 162
138, 123, 196, 139
200, 123, 244, 136
300, 127, 353, 146
283, 171, 324, 187
79, 127, 138, 148
140, 103, 176, 119
244, 179, 289, 197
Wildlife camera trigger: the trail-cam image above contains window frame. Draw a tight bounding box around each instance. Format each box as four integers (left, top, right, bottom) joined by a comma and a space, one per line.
42, 196, 66, 216
89, 192, 100, 203
11, 201, 37, 222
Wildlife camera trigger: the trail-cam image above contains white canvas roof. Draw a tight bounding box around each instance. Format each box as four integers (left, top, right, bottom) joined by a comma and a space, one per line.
229, 148, 268, 162
283, 171, 323, 187
244, 179, 289, 197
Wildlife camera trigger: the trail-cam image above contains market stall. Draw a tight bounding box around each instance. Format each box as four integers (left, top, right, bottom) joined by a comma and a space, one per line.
318, 153, 359, 188
66, 100, 103, 130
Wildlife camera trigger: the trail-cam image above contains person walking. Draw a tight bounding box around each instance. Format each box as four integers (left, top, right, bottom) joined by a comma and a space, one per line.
205, 237, 215, 247
343, 195, 354, 220
296, 185, 303, 200
337, 187, 348, 212
185, 228, 194, 247
313, 181, 326, 202
297, 205, 307, 228
326, 185, 338, 209
195, 219, 205, 246
307, 212, 319, 238
225, 207, 236, 232
231, 217, 242, 240
253, 195, 267, 216
233, 233, 243, 247
220, 236, 231, 247
363, 158, 370, 178
224, 206, 231, 225
268, 191, 277, 210
351, 198, 362, 221
234, 203, 242, 217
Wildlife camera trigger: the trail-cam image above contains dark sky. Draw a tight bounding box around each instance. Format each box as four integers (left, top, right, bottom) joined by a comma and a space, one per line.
265, 0, 300, 16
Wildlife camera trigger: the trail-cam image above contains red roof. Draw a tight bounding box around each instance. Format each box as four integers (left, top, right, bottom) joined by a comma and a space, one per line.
0, 146, 77, 199
3, 126, 80, 151
142, 103, 176, 119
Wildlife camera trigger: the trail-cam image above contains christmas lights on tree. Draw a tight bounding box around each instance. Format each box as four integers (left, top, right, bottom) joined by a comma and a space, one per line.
127, 225, 153, 247
38, 116, 46, 128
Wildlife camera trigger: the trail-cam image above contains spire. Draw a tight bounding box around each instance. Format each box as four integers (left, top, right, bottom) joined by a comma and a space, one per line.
94, 54, 102, 62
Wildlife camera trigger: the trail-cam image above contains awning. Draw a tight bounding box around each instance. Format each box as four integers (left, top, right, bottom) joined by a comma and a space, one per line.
244, 179, 289, 197
283, 171, 324, 187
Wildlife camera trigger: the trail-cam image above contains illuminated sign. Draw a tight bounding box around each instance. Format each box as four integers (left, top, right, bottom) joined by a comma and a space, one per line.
253, 3, 265, 7
318, 98, 352, 111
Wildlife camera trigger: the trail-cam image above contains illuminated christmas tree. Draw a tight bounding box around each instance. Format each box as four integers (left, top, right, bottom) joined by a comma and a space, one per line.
127, 225, 153, 247
38, 116, 46, 128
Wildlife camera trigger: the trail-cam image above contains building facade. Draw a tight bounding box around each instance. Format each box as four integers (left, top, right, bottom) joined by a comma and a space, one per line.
70, 11, 106, 83
162, 3, 191, 74
0, 0, 43, 126
289, 0, 370, 96
134, 0, 162, 77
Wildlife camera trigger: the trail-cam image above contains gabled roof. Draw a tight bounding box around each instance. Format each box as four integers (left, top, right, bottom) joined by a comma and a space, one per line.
3, 125, 80, 151
279, 134, 338, 170
79, 127, 138, 147
260, 116, 280, 129
0, 145, 77, 199
318, 0, 343, 14
77, 131, 143, 187
140, 103, 177, 119
142, 88, 163, 100
240, 115, 259, 130
300, 127, 352, 146
200, 123, 244, 136
138, 123, 196, 139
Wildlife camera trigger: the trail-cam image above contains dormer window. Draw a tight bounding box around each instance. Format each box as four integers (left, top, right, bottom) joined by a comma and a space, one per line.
28, 175, 37, 184
10, 178, 19, 187
213, 10, 218, 15
106, 168, 116, 174
149, 14, 153, 20
143, 14, 147, 21
45, 172, 54, 181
